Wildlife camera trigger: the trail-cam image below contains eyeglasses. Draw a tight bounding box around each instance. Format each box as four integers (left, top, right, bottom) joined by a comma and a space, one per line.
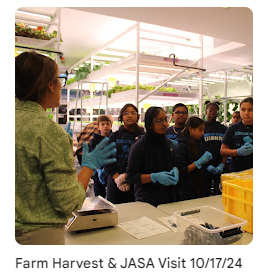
174, 111, 188, 115
122, 111, 137, 116
57, 70, 69, 88
154, 117, 168, 124
57, 76, 67, 88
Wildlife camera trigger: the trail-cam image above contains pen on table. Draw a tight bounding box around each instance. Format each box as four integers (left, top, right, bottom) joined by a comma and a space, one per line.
168, 219, 177, 228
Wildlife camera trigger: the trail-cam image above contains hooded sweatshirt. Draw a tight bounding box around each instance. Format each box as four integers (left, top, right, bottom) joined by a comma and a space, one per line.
104, 125, 144, 204
127, 131, 177, 207
175, 134, 207, 200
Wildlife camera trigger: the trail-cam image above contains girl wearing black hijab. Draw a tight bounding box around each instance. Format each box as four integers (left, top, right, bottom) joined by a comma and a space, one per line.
126, 107, 179, 207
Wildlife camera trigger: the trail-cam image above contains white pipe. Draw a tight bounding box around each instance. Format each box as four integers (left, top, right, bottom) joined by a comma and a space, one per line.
224, 70, 228, 125
106, 83, 108, 115
55, 7, 61, 124
199, 35, 203, 118
136, 22, 140, 108
182, 86, 198, 115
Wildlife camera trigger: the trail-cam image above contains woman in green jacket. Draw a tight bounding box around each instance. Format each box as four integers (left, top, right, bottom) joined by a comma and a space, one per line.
15, 51, 116, 245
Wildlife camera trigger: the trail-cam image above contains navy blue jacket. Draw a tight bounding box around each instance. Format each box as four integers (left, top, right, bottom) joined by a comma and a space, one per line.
88, 131, 112, 152
104, 125, 144, 204
203, 121, 227, 166
166, 125, 185, 140
127, 132, 177, 207
175, 134, 207, 200
104, 126, 145, 176
222, 121, 253, 172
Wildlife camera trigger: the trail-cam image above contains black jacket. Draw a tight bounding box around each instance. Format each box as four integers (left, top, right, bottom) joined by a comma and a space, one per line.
175, 134, 207, 200
104, 125, 145, 176
88, 131, 112, 152
203, 121, 227, 166
104, 125, 144, 204
127, 132, 177, 207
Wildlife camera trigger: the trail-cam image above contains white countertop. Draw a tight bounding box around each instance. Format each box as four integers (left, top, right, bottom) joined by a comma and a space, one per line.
65, 196, 253, 245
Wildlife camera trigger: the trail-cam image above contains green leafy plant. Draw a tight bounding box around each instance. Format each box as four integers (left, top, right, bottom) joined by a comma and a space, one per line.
166, 95, 239, 124
15, 23, 61, 41
67, 63, 103, 85
105, 84, 178, 98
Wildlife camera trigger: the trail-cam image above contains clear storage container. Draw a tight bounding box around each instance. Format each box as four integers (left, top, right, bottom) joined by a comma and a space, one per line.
173, 206, 247, 245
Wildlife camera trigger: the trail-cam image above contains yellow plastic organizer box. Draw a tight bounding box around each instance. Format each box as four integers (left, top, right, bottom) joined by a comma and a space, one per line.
222, 178, 253, 233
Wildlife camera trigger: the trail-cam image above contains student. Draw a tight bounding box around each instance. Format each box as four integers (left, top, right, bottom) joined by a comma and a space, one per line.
166, 103, 189, 140
105, 103, 145, 204
15, 51, 116, 244
127, 107, 179, 207
221, 97, 253, 172
75, 121, 99, 165
175, 116, 212, 201
231, 111, 241, 124
203, 101, 227, 196
88, 115, 113, 198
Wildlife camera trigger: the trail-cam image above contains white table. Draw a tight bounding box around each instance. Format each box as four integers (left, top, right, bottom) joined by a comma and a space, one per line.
157, 195, 253, 245
65, 196, 252, 245
65, 201, 177, 245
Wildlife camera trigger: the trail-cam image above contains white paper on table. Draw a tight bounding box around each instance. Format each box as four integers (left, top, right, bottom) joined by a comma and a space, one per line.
157, 216, 178, 233
116, 216, 170, 240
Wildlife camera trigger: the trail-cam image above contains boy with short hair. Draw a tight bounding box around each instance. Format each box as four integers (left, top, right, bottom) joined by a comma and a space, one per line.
166, 103, 189, 140
88, 115, 113, 197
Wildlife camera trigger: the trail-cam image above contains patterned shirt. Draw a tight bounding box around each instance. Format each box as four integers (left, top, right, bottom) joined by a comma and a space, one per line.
75, 122, 98, 155
15, 98, 85, 233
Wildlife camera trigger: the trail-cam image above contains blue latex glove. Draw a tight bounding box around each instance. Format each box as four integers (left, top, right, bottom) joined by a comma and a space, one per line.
194, 151, 213, 169
169, 139, 178, 149
81, 137, 117, 171
243, 136, 253, 144
97, 168, 107, 185
214, 163, 225, 175
64, 122, 73, 137
170, 167, 179, 181
150, 170, 178, 186
237, 143, 253, 156
207, 165, 216, 174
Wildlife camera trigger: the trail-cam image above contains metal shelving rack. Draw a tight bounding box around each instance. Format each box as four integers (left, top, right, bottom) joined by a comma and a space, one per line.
15, 7, 63, 123
66, 22, 205, 126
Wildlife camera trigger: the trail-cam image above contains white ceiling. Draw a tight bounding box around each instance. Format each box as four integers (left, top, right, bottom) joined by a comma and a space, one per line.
15, 7, 253, 74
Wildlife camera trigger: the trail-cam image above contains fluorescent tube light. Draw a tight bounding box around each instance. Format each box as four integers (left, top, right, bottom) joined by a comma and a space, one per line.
99, 50, 131, 57
16, 10, 51, 20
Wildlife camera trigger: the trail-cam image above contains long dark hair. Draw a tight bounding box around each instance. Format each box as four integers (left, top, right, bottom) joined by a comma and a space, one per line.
182, 116, 206, 198
144, 106, 164, 133
182, 116, 205, 161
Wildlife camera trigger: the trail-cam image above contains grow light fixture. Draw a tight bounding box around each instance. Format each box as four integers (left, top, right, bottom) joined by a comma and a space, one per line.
209, 73, 244, 81
16, 10, 51, 20
139, 65, 180, 71
168, 81, 198, 87
99, 50, 131, 57
93, 56, 121, 62
121, 69, 169, 77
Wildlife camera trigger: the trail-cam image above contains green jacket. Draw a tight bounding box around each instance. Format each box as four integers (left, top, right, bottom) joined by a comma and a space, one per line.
15, 98, 85, 232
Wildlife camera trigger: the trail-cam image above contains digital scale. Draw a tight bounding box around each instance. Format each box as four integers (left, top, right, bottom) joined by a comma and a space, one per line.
65, 196, 118, 232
